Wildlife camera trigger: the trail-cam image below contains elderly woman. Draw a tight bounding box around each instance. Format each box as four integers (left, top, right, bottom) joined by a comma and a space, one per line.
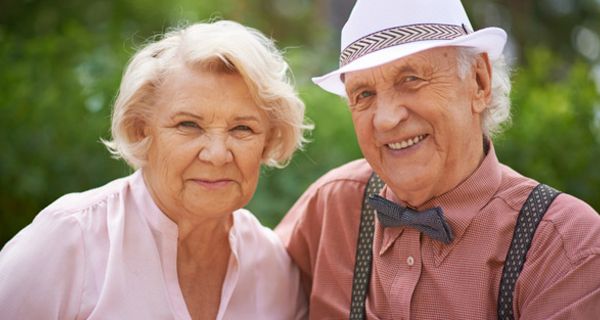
0, 20, 309, 319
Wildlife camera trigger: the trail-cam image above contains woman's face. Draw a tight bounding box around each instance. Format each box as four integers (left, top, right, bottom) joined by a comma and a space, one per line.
142, 65, 271, 221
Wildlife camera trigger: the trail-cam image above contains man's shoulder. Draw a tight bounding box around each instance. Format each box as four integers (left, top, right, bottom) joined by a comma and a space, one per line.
495, 163, 540, 211
541, 193, 600, 259
547, 192, 600, 224
310, 158, 373, 190
497, 162, 599, 221
276, 159, 372, 243
282, 158, 372, 220
497, 163, 600, 261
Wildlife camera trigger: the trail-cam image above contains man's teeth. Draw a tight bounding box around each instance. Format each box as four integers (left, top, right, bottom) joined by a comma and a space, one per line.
388, 135, 426, 150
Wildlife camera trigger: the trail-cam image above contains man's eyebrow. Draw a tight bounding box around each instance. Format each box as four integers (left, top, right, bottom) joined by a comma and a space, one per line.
343, 70, 373, 93
345, 80, 371, 96
345, 65, 418, 92
391, 64, 418, 76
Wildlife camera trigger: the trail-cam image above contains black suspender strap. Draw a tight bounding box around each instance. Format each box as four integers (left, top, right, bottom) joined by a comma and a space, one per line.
497, 184, 561, 320
350, 174, 562, 319
349, 172, 384, 320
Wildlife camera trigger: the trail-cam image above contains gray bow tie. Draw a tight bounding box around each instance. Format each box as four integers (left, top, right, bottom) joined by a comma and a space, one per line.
368, 195, 454, 244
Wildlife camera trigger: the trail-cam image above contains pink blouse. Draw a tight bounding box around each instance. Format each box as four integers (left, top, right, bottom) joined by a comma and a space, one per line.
0, 170, 307, 319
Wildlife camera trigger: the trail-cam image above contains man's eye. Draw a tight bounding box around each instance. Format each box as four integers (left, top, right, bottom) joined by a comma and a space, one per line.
348, 90, 375, 110
356, 90, 375, 101
360, 91, 374, 98
178, 121, 200, 129
404, 75, 422, 82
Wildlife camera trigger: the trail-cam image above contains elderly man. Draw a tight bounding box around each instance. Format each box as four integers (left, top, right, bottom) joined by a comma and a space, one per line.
276, 0, 600, 319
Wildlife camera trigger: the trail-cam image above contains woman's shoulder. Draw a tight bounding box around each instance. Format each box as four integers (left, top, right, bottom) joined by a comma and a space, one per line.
0, 171, 152, 319
40, 173, 135, 220
2, 173, 138, 262
230, 209, 281, 248
230, 209, 291, 264
226, 209, 307, 318
0, 176, 123, 318
3, 172, 140, 256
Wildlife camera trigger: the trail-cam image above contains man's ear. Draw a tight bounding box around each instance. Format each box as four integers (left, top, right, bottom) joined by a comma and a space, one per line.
472, 52, 492, 114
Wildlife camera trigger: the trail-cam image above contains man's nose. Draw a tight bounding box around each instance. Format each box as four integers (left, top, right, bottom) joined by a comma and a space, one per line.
198, 134, 233, 166
373, 93, 409, 131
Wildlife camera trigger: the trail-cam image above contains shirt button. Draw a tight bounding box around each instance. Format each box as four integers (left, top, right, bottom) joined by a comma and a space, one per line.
406, 256, 415, 266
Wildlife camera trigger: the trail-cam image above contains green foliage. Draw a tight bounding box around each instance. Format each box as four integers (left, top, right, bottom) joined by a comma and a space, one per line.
0, 22, 132, 243
247, 84, 361, 227
0, 0, 334, 242
1, 0, 599, 246
495, 46, 600, 209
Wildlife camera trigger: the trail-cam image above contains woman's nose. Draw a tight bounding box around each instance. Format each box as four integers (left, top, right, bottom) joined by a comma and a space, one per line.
198, 135, 233, 166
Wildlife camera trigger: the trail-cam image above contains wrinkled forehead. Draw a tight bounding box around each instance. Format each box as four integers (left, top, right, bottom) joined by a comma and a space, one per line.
342, 46, 460, 86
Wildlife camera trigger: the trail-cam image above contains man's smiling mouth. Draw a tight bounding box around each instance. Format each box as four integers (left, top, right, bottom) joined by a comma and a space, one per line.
387, 134, 428, 150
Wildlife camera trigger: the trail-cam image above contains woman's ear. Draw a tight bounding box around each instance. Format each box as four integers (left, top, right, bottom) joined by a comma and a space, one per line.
472, 52, 492, 114
261, 127, 276, 160
132, 117, 149, 143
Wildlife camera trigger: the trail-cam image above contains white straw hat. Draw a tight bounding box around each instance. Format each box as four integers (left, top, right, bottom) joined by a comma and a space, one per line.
313, 0, 507, 96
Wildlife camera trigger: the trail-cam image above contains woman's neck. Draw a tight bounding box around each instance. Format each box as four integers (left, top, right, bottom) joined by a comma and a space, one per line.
176, 213, 233, 261
176, 214, 233, 320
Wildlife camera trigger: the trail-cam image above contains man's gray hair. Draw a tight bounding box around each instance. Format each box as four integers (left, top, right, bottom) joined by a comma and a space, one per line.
457, 47, 512, 137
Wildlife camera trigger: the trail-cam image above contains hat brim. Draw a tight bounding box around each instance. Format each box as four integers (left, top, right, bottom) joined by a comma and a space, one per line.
312, 27, 507, 97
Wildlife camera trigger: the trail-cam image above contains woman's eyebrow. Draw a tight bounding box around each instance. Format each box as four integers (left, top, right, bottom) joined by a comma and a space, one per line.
171, 111, 203, 120
233, 115, 261, 122
171, 112, 261, 123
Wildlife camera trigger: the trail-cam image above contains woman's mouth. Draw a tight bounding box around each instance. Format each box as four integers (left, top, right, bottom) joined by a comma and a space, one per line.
191, 179, 233, 189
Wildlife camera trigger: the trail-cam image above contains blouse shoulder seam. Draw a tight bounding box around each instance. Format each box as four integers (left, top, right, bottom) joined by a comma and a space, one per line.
44, 189, 121, 219
72, 215, 86, 318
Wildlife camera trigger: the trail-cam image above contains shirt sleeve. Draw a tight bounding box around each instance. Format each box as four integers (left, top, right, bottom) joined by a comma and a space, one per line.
265, 238, 309, 320
0, 210, 86, 320
275, 182, 324, 298
519, 250, 600, 319
516, 195, 600, 319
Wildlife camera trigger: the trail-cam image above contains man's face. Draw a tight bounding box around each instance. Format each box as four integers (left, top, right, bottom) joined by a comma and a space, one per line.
344, 47, 491, 206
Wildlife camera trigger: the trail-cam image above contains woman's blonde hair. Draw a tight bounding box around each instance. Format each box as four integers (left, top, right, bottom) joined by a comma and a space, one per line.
103, 20, 312, 169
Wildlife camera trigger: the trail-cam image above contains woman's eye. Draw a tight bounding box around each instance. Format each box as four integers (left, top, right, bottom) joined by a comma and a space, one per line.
233, 125, 253, 132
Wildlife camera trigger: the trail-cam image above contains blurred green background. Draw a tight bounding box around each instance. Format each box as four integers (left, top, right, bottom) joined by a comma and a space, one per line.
1, 0, 599, 246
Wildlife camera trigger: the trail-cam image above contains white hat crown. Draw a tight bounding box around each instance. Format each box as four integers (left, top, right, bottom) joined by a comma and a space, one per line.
342, 0, 473, 49
314, 0, 507, 96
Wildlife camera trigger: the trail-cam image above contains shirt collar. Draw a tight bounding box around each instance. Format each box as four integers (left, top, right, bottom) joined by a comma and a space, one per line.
131, 169, 244, 258
130, 169, 180, 239
377, 141, 503, 265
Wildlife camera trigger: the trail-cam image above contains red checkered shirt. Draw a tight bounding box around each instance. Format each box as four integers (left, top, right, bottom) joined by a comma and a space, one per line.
276, 144, 600, 319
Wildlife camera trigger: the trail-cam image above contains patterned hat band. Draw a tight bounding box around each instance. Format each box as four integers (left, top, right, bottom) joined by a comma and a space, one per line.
339, 23, 470, 67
